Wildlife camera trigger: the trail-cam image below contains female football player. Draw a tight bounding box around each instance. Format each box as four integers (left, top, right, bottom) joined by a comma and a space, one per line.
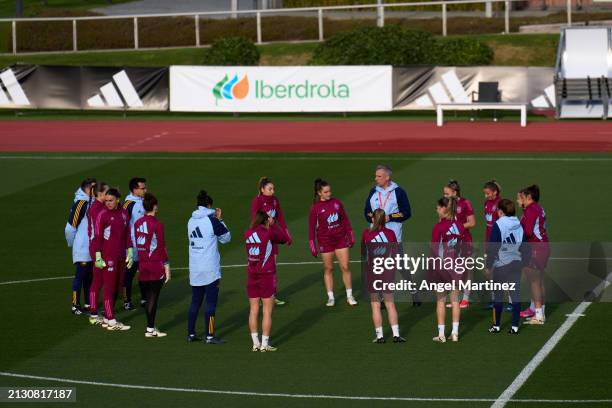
362, 209, 404, 343
251, 177, 291, 306
430, 197, 466, 342
519, 185, 549, 325
245, 210, 289, 352
134, 193, 171, 338
443, 180, 475, 308
308, 179, 356, 306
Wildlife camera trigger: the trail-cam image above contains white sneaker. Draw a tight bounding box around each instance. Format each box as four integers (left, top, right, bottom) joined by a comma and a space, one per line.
525, 317, 545, 325
107, 321, 130, 331
449, 333, 459, 342
252, 345, 260, 352
145, 329, 167, 337
432, 335, 446, 343
88, 315, 103, 326
326, 298, 335, 307
260, 345, 277, 352
347, 296, 358, 306
102, 319, 109, 328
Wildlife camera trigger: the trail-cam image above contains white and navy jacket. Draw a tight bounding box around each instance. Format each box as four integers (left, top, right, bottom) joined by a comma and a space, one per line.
486, 216, 530, 269
188, 206, 231, 286
64, 188, 91, 263
123, 193, 145, 262
364, 181, 411, 242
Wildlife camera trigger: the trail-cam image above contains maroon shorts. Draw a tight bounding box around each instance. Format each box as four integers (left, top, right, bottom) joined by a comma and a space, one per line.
364, 266, 395, 294
247, 273, 276, 299
139, 261, 165, 282
529, 243, 550, 271
426, 267, 468, 285
319, 235, 349, 254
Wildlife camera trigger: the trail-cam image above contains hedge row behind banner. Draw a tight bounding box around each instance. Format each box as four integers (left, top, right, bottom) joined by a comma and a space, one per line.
0, 65, 554, 112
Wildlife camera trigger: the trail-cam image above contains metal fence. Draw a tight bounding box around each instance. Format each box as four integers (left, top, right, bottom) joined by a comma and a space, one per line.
0, 0, 576, 55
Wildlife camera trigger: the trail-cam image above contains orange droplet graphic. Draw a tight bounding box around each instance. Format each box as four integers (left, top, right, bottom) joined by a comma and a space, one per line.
232, 75, 249, 99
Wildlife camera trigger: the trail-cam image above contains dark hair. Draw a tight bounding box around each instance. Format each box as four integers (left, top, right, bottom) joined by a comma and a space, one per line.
258, 177, 273, 195
129, 177, 147, 193
106, 188, 121, 199
196, 190, 213, 208
497, 198, 515, 216
446, 179, 461, 197
93, 181, 109, 196
81, 177, 97, 190
437, 196, 457, 220
143, 193, 158, 212
520, 185, 540, 203
370, 209, 387, 231
313, 178, 330, 202
483, 179, 501, 195
251, 210, 269, 228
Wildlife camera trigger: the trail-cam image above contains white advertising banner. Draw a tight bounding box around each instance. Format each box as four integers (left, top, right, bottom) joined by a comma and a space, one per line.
169, 66, 392, 112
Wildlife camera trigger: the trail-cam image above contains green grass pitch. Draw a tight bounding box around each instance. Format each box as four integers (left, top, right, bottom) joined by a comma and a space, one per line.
0, 152, 611, 407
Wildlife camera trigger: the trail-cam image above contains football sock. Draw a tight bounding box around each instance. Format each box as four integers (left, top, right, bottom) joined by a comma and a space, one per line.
529, 300, 535, 310
391, 325, 399, 337
346, 289, 353, 298
451, 322, 459, 335
375, 326, 383, 339
262, 335, 270, 348
462, 290, 470, 302
437, 324, 445, 337
542, 304, 546, 316
108, 319, 117, 326
251, 332, 260, 347
327, 291, 334, 300
494, 302, 503, 327
146, 327, 154, 333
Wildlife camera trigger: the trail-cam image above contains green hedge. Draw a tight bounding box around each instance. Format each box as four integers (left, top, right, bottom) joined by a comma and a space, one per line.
203, 37, 260, 66
310, 25, 493, 65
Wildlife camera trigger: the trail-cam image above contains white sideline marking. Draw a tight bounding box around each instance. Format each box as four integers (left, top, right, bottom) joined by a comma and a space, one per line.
1, 156, 612, 162
491, 271, 612, 408
0, 258, 607, 286
0, 261, 352, 286
0, 372, 611, 404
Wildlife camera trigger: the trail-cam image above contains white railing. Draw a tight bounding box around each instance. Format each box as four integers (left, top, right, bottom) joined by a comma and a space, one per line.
0, 0, 574, 55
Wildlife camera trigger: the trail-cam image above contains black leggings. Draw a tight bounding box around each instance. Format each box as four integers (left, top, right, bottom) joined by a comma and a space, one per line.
142, 279, 164, 329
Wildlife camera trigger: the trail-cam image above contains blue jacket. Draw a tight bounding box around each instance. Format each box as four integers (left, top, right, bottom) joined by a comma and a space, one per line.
64, 188, 91, 263
123, 193, 145, 262
188, 207, 231, 286
364, 181, 411, 242
486, 216, 530, 269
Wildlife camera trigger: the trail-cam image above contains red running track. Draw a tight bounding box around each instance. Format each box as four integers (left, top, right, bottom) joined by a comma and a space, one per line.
0, 120, 611, 152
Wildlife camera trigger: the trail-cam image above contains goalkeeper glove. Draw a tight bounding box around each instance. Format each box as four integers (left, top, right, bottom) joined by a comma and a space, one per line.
95, 252, 106, 269
164, 263, 171, 284
126, 248, 134, 269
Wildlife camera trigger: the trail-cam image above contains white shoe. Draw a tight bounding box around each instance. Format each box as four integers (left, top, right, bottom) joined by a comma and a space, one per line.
326, 298, 335, 307
102, 319, 109, 328
525, 317, 545, 325
346, 296, 358, 306
88, 315, 103, 326
449, 333, 459, 342
260, 345, 277, 352
252, 345, 260, 352
145, 328, 167, 337
432, 335, 446, 343
107, 321, 130, 331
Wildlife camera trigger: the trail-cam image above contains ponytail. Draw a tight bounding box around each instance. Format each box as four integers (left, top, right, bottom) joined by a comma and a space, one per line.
370, 209, 387, 231
437, 196, 457, 220
313, 178, 329, 203
251, 210, 269, 228
196, 190, 213, 208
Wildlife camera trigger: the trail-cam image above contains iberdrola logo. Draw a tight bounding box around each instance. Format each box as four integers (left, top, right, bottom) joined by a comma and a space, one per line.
213, 74, 249, 105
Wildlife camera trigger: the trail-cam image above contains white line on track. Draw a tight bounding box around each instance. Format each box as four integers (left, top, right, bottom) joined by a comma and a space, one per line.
1, 156, 612, 161
0, 371, 611, 404
0, 258, 608, 286
491, 271, 612, 408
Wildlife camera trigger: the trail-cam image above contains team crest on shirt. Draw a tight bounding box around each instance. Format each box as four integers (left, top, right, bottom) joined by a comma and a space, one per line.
267, 209, 276, 218
334, 203, 340, 210
327, 213, 339, 224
